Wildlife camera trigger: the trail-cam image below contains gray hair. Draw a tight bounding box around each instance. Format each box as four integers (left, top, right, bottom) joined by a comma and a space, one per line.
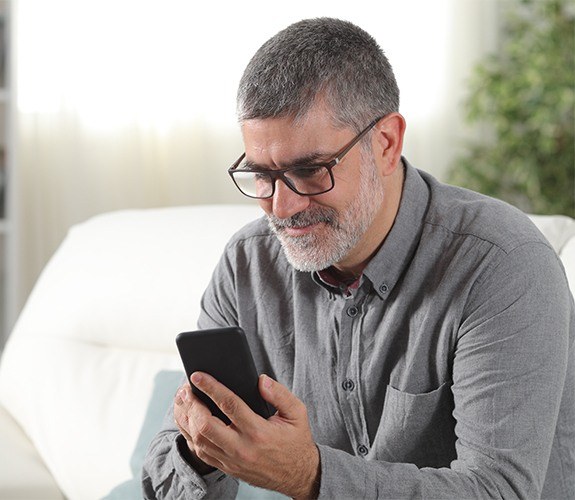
237, 18, 400, 131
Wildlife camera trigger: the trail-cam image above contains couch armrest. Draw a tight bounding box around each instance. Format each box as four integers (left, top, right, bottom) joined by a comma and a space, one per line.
0, 404, 64, 499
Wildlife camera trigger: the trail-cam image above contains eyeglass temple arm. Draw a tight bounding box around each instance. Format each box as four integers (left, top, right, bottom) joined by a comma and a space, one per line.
331, 116, 383, 165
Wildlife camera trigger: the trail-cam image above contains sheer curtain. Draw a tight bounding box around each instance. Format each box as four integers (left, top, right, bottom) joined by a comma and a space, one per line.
5, 0, 500, 333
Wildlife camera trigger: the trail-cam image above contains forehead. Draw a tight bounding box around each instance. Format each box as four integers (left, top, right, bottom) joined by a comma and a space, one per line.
240, 109, 354, 166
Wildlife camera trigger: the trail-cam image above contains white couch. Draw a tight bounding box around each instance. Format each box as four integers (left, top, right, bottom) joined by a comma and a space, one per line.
0, 205, 573, 500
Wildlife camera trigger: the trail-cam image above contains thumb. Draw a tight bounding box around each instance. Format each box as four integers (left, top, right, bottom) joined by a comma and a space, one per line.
259, 374, 304, 420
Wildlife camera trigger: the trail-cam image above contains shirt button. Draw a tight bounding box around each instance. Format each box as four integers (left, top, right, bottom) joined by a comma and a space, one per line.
342, 379, 355, 391
379, 283, 389, 293
346, 306, 359, 317
357, 444, 369, 456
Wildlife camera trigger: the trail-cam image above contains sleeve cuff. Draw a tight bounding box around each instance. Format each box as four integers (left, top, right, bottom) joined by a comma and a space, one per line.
316, 444, 375, 499
173, 434, 238, 498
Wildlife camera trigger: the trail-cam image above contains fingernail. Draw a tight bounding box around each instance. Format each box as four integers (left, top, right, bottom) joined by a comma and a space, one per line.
263, 374, 273, 390
191, 372, 203, 385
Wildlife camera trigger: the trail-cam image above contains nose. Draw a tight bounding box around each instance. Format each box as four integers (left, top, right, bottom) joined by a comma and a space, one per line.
268, 178, 311, 219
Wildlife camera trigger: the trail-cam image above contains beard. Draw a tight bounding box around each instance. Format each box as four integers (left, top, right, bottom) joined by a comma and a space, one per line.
266, 153, 385, 272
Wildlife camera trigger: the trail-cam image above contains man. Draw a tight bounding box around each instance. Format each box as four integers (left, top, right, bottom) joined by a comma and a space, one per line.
143, 18, 574, 499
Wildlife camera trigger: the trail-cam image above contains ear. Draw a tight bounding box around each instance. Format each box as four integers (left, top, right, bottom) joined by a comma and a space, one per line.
371, 113, 406, 176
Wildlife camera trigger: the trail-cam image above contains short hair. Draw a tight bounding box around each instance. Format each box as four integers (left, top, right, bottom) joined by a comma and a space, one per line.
237, 17, 400, 131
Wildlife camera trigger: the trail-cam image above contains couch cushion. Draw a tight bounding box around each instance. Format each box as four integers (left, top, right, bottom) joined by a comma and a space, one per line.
0, 204, 262, 500
528, 214, 575, 255
0, 404, 64, 499
560, 235, 575, 291
8, 205, 263, 353
528, 214, 575, 290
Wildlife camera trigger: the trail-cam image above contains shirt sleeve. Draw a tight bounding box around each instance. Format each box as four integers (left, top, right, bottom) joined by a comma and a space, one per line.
198, 241, 240, 330
317, 241, 574, 499
141, 400, 239, 500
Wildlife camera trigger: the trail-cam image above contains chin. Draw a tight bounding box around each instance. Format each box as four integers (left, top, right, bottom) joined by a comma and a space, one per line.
280, 238, 347, 273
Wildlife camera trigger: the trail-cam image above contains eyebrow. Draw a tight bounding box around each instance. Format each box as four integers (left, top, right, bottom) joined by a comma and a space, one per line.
243, 151, 336, 170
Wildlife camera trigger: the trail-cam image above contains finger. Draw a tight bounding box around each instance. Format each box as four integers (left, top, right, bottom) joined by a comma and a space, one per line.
174, 409, 193, 442
193, 432, 228, 469
175, 409, 227, 474
175, 383, 201, 415
192, 426, 250, 478
174, 399, 194, 442
258, 374, 305, 421
174, 386, 235, 473
183, 384, 239, 456
191, 372, 262, 428
175, 384, 210, 440
174, 384, 189, 407
179, 388, 213, 440
195, 445, 226, 472
174, 385, 191, 424
188, 409, 242, 472
178, 426, 193, 443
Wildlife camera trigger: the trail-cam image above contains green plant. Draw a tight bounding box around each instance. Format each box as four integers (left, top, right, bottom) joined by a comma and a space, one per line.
447, 0, 574, 217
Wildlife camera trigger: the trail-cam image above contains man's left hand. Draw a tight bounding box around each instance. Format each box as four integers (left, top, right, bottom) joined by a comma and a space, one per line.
182, 371, 320, 499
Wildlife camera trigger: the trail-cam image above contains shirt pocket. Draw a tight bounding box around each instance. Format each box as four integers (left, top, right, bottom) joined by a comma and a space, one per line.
371, 381, 457, 468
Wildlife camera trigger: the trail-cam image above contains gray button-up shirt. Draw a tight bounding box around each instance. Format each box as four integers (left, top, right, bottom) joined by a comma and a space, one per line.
143, 160, 574, 499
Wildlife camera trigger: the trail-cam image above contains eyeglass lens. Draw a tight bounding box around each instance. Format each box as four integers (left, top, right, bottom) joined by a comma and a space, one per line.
232, 166, 333, 198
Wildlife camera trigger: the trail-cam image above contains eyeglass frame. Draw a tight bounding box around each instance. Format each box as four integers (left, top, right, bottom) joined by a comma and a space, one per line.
227, 116, 383, 199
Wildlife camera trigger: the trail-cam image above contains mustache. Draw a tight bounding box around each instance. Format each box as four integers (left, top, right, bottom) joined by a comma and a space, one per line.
267, 207, 338, 230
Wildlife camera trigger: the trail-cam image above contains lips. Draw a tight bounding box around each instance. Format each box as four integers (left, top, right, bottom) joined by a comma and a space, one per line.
268, 207, 337, 237
282, 222, 322, 237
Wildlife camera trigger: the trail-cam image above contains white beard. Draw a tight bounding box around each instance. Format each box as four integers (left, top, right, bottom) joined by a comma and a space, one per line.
267, 154, 385, 272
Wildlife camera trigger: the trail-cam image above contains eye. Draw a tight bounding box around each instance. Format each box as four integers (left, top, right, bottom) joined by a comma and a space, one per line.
290, 166, 326, 179
254, 171, 270, 181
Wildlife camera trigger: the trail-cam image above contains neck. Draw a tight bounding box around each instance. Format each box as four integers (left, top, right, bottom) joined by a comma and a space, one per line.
327, 265, 361, 284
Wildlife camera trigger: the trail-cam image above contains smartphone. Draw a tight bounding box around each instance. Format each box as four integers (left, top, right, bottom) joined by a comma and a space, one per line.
175, 326, 273, 425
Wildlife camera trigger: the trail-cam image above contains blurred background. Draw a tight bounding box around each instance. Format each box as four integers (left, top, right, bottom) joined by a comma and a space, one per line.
0, 0, 573, 345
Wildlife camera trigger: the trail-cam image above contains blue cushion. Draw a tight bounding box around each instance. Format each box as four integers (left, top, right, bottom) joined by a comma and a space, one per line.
104, 370, 288, 499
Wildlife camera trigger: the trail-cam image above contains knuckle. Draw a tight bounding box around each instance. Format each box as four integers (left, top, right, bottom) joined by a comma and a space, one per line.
180, 428, 193, 443
289, 396, 307, 416
194, 438, 213, 461
219, 396, 239, 416
173, 407, 185, 426
177, 413, 191, 432
236, 447, 256, 465
197, 419, 212, 436
174, 385, 187, 402
173, 404, 181, 419
195, 443, 209, 460
188, 428, 200, 444
250, 428, 265, 445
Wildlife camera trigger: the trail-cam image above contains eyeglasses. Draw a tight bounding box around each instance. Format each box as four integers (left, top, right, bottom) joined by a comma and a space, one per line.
228, 117, 382, 199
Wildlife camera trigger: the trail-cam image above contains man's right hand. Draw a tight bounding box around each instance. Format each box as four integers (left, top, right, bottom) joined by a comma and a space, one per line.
174, 383, 217, 475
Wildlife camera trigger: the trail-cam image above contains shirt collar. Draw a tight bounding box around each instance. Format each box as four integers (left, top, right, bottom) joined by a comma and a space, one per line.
362, 158, 430, 299
315, 267, 361, 298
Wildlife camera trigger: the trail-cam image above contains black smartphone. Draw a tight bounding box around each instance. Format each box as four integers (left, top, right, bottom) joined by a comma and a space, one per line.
175, 326, 273, 425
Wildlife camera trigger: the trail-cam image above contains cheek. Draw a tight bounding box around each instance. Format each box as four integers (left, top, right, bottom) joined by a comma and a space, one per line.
330, 167, 361, 199
258, 199, 272, 215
